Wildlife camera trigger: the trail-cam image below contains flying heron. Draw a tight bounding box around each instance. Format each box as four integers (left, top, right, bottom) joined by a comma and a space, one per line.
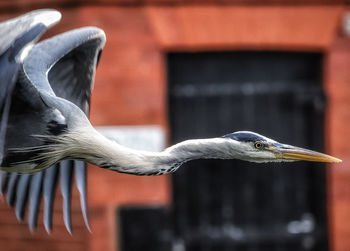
0, 10, 341, 234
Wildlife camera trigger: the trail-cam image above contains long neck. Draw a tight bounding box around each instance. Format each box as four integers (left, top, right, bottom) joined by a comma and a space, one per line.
66, 128, 235, 176
164, 138, 235, 162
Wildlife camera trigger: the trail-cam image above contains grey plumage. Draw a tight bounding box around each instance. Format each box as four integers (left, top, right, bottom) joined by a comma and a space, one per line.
0, 171, 8, 194
0, 9, 60, 163
6, 172, 18, 206
0, 11, 105, 233
43, 164, 58, 232
0, 11, 60, 230
74, 160, 90, 231
60, 160, 73, 234
15, 173, 30, 221
28, 171, 43, 231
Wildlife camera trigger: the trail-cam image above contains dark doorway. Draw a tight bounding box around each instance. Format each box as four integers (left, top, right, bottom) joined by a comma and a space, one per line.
119, 51, 328, 251
168, 51, 327, 251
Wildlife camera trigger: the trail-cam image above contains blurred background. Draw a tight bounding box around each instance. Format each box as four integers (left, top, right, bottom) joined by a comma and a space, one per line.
0, 1, 350, 251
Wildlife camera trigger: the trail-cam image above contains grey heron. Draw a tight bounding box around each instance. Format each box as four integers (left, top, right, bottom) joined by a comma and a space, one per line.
0, 10, 341, 234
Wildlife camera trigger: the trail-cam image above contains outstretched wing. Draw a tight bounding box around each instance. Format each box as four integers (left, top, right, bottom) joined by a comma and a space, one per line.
0, 9, 61, 164
0, 26, 105, 233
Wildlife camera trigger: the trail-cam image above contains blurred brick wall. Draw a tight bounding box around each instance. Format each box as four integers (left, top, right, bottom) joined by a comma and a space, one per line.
325, 36, 350, 251
0, 2, 350, 251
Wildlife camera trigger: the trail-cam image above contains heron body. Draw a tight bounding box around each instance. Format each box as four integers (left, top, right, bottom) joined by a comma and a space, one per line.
0, 10, 341, 233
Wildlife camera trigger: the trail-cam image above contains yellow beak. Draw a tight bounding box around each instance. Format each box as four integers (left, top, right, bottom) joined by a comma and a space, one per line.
273, 145, 342, 163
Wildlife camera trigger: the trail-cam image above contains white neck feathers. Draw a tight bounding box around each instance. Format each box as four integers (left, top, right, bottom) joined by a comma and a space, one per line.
58, 128, 238, 176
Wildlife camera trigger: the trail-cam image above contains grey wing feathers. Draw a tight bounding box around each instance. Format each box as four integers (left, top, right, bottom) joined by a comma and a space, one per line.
0, 9, 61, 55
43, 165, 59, 232
74, 160, 90, 231
0, 9, 60, 164
0, 12, 105, 233
15, 173, 30, 221
28, 171, 44, 231
60, 160, 73, 234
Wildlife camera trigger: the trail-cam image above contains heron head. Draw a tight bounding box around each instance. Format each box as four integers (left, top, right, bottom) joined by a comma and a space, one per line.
221, 131, 341, 163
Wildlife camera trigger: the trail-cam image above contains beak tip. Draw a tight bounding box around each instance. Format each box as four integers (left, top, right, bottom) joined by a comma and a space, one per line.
328, 156, 342, 163
333, 158, 342, 163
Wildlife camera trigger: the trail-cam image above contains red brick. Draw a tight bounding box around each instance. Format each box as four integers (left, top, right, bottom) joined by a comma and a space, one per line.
1, 4, 350, 251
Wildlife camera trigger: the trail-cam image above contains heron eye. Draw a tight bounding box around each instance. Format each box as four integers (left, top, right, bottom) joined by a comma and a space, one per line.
254, 142, 263, 149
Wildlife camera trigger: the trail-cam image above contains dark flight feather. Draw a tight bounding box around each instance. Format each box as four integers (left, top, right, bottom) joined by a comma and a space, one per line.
15, 174, 30, 221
